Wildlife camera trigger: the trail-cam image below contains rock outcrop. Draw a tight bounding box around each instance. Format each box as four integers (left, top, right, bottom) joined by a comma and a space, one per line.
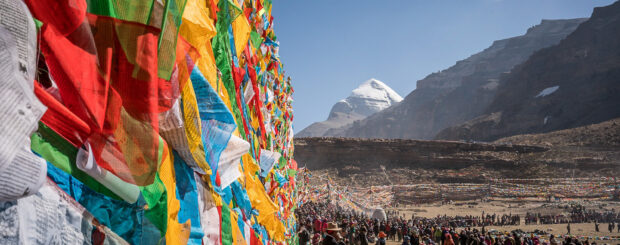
296, 79, 402, 137
296, 118, 620, 202
295, 117, 620, 185
329, 18, 586, 139
295, 137, 549, 172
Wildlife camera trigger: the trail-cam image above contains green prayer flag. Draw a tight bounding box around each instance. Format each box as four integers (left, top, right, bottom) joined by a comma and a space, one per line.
140, 174, 168, 236
212, 0, 246, 139
31, 123, 122, 200
221, 204, 233, 245
250, 31, 263, 50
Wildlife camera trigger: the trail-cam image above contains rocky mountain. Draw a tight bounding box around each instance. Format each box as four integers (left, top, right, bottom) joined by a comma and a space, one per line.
328, 18, 586, 139
437, 1, 620, 141
296, 79, 402, 137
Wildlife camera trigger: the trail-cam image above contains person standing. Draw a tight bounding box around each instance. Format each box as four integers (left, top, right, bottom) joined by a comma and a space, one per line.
374, 223, 380, 237
322, 219, 329, 234
411, 233, 420, 245
434, 227, 442, 243
348, 223, 355, 245
549, 235, 559, 245
299, 223, 311, 245
376, 232, 387, 245
512, 233, 521, 245
312, 233, 322, 245
567, 222, 571, 234
594, 221, 599, 232
402, 235, 411, 245
322, 222, 344, 245
358, 227, 369, 245
314, 217, 322, 233
444, 234, 455, 245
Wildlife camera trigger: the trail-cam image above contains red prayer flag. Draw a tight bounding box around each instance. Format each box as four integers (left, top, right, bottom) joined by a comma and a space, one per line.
28, 0, 172, 185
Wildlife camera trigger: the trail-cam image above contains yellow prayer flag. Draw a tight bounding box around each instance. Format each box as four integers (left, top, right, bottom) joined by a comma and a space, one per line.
232, 14, 251, 56
231, 211, 247, 245
180, 76, 212, 175
159, 144, 191, 244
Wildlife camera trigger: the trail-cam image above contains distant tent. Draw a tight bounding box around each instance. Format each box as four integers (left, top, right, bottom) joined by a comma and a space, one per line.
371, 208, 386, 221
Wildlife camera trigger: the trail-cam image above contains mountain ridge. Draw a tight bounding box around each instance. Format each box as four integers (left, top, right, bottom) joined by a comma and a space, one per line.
328, 18, 587, 139
437, 1, 620, 141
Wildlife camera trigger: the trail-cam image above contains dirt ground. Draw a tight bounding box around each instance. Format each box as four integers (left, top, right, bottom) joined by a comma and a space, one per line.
384, 199, 620, 244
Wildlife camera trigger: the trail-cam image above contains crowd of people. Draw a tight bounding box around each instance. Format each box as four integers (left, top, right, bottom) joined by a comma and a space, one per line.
296, 201, 619, 245
525, 205, 619, 225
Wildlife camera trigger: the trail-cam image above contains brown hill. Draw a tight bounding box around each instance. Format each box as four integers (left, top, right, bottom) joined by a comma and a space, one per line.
295, 118, 620, 187
494, 117, 620, 147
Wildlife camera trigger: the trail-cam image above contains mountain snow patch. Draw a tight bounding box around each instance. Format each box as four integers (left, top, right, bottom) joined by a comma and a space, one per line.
329, 78, 403, 117
536, 86, 559, 97
350, 79, 403, 103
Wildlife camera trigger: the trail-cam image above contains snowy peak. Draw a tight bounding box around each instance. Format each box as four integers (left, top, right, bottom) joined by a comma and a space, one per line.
328, 79, 403, 119
296, 79, 402, 137
350, 79, 403, 102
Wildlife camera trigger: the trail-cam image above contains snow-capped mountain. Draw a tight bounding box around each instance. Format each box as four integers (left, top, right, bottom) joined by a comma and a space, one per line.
329, 79, 403, 118
296, 79, 402, 137
331, 18, 587, 140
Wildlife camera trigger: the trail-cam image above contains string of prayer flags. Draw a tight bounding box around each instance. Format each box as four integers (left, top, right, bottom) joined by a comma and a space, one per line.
0, 0, 299, 243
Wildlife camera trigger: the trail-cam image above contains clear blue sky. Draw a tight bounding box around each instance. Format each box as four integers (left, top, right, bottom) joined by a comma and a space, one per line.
270, 0, 616, 131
